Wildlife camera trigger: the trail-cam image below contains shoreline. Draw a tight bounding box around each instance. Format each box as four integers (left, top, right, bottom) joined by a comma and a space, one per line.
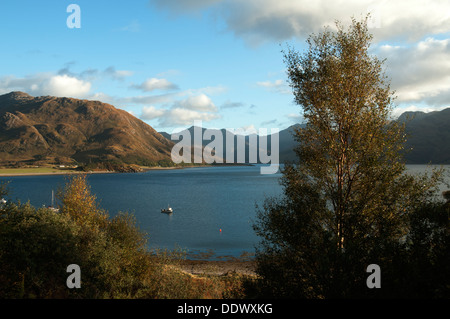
0, 166, 190, 177
0, 163, 254, 177
0, 170, 112, 177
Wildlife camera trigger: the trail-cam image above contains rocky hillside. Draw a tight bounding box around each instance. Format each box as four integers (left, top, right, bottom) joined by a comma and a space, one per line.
0, 91, 173, 167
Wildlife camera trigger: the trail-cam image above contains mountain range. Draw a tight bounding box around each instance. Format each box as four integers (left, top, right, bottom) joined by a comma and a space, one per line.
1, 91, 449, 168
160, 110, 450, 165
159, 125, 300, 164
397, 109, 450, 164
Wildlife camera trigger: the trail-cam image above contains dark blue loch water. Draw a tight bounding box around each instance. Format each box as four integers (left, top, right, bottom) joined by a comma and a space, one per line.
0, 165, 283, 259
1, 164, 448, 259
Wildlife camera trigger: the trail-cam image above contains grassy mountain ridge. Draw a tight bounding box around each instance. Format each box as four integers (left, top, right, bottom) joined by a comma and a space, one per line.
0, 91, 173, 167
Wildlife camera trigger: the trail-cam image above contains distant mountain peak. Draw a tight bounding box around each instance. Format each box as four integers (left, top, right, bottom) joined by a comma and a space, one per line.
0, 91, 34, 102
397, 110, 427, 123
3, 91, 31, 97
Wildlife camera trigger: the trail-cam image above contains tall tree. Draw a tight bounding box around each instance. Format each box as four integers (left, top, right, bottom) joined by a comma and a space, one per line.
58, 174, 108, 231
254, 17, 443, 298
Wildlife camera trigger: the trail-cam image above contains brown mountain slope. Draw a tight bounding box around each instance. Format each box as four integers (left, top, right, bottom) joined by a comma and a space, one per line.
0, 91, 173, 166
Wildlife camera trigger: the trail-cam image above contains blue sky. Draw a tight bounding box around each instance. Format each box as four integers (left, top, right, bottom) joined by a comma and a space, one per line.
1, 0, 449, 133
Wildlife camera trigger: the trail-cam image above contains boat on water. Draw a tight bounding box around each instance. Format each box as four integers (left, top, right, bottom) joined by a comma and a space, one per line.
47, 190, 59, 213
161, 205, 173, 214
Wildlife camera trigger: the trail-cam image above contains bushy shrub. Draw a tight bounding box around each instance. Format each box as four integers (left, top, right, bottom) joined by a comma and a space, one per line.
0, 175, 152, 298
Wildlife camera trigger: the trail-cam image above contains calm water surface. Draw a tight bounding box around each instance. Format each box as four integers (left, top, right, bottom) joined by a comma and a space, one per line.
1, 164, 449, 259
0, 165, 283, 259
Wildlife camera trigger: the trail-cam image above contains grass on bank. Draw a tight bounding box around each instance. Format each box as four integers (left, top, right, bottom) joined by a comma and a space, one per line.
0, 161, 219, 176
0, 167, 80, 175
145, 249, 257, 299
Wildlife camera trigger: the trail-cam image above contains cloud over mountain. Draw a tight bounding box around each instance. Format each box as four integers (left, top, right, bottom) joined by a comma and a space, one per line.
380, 38, 450, 106
150, 0, 450, 44
0, 73, 92, 99
140, 93, 221, 126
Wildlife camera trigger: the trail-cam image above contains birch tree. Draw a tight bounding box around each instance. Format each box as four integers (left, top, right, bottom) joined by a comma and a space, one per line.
254, 17, 443, 298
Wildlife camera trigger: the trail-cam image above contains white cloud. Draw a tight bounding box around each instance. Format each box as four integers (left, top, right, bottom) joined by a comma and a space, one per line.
177, 93, 217, 111
45, 75, 91, 98
127, 92, 184, 105
103, 66, 134, 81
140, 106, 221, 127
132, 78, 179, 92
379, 37, 450, 106
184, 85, 228, 97
0, 73, 91, 98
257, 79, 284, 88
138, 93, 221, 127
57, 64, 133, 82
162, 107, 220, 126
151, 0, 450, 45
141, 105, 166, 120
124, 85, 222, 108
239, 124, 256, 134
257, 79, 290, 94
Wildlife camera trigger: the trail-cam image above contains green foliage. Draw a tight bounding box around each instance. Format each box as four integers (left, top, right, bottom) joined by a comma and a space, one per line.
0, 175, 152, 298
0, 181, 8, 198
157, 159, 176, 167
79, 161, 143, 173
58, 174, 108, 231
142, 248, 206, 299
0, 203, 82, 298
0, 176, 252, 299
253, 17, 449, 298
403, 202, 449, 298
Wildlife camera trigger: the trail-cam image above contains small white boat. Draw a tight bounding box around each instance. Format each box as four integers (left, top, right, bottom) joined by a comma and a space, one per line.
161, 205, 173, 214
48, 190, 59, 213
